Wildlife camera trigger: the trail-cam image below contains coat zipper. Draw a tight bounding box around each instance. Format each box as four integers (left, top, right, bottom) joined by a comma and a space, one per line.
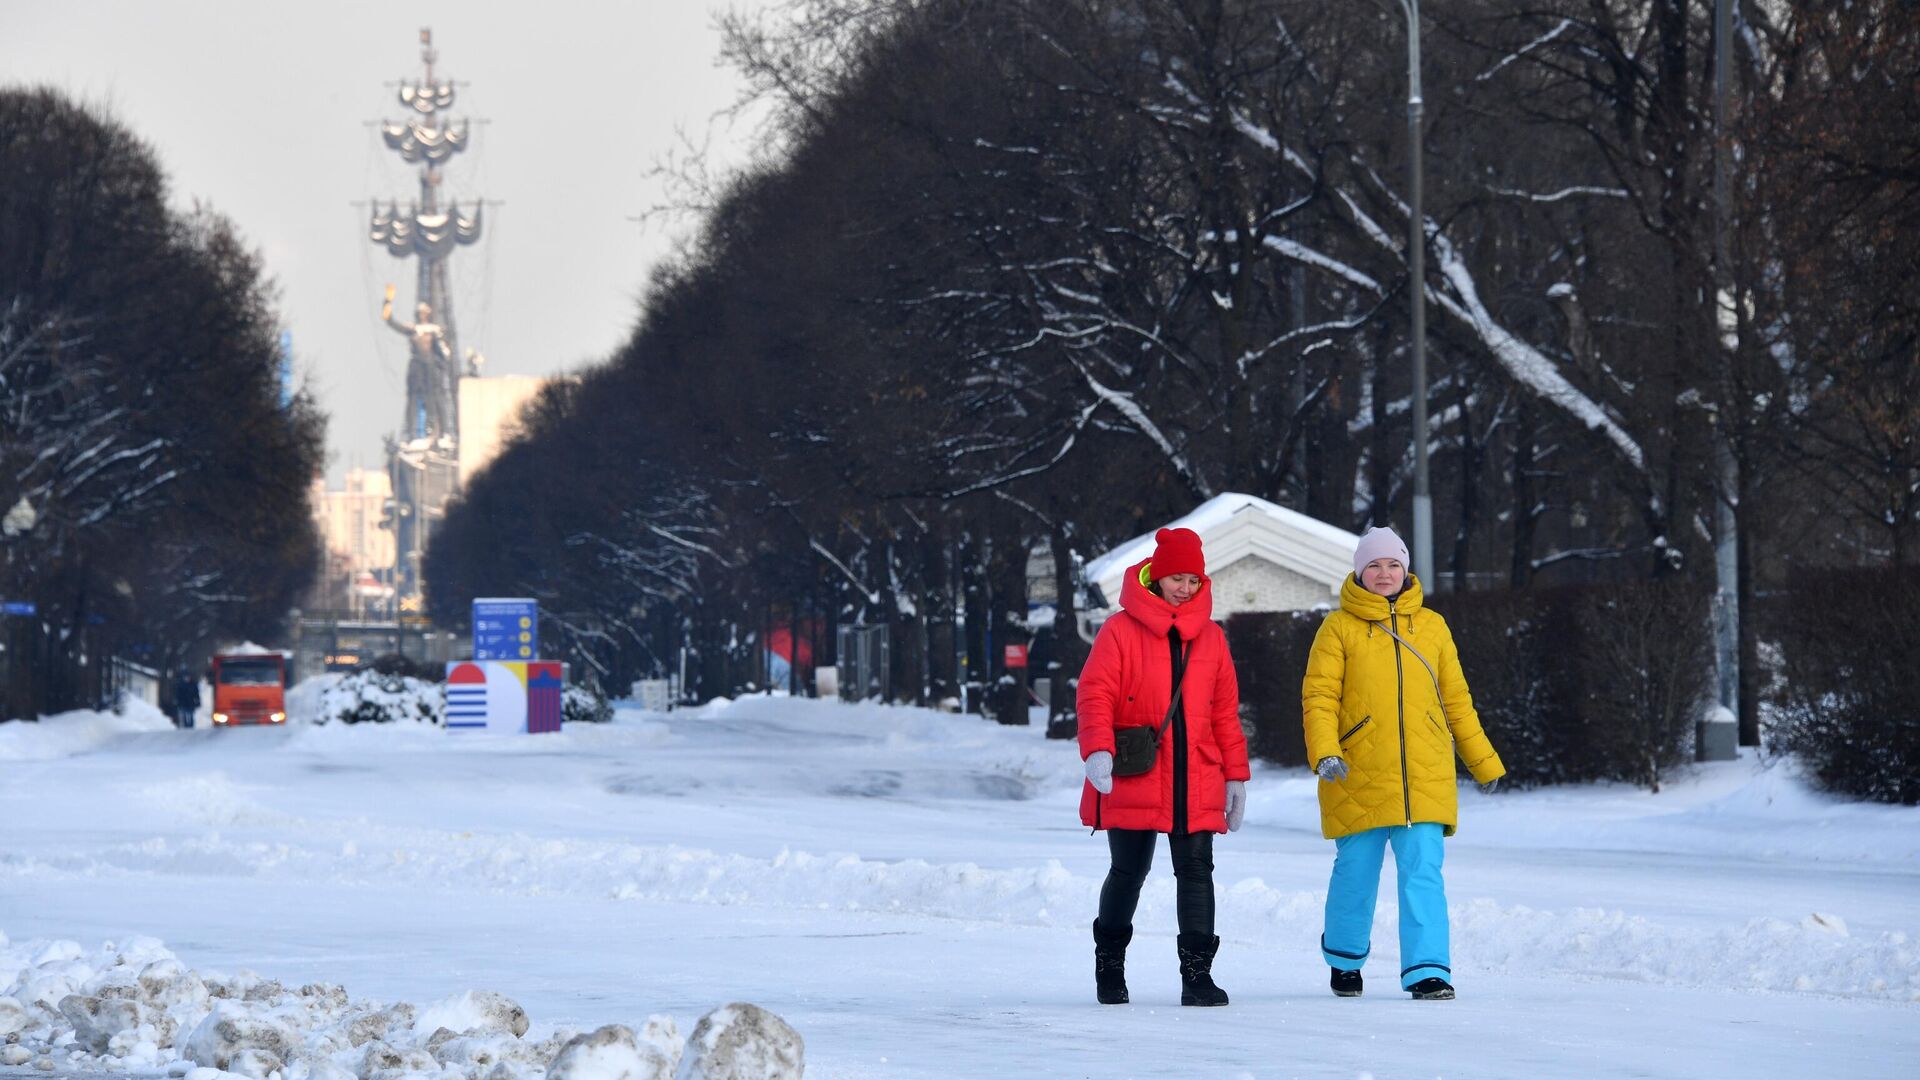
1169, 631, 1188, 836
1392, 601, 1411, 825
1340, 716, 1373, 742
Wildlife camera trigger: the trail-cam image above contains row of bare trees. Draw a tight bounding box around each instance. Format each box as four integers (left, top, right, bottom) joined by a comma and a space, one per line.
0, 88, 325, 720
425, 1, 1916, 729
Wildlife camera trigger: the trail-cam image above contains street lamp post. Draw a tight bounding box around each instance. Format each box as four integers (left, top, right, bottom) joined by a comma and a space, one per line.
1392, 0, 1435, 589
1704, 0, 1740, 760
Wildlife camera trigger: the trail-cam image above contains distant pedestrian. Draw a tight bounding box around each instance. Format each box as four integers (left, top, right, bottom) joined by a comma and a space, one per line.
172, 666, 201, 729
1302, 526, 1505, 1000
1078, 527, 1249, 1007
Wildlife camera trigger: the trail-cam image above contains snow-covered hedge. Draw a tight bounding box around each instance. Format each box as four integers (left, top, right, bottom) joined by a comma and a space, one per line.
563, 684, 613, 724
0, 933, 803, 1079
1769, 568, 1920, 805
303, 673, 611, 728
311, 670, 442, 726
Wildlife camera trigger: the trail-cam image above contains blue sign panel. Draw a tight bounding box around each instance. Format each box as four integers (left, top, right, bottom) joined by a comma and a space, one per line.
1, 601, 36, 617
472, 597, 537, 661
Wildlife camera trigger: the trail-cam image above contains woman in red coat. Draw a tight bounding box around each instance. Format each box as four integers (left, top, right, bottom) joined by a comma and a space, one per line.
1077, 527, 1249, 1006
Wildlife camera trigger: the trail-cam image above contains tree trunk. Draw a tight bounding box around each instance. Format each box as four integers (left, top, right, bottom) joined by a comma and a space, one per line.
989, 532, 1031, 725
788, 597, 802, 696
1451, 377, 1481, 589
961, 534, 989, 713
1046, 519, 1084, 738
1306, 355, 1360, 531
1736, 431, 1762, 747
1510, 401, 1537, 589
1367, 326, 1394, 528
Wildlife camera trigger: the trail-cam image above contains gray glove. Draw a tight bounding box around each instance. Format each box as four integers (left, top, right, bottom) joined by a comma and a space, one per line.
1315, 756, 1348, 782
1085, 750, 1114, 794
1478, 777, 1501, 795
1225, 780, 1246, 831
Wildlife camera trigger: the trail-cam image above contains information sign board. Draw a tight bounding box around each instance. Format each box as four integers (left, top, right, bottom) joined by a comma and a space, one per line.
472, 597, 537, 660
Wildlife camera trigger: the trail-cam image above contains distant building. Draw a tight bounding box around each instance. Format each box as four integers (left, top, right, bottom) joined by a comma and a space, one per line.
457, 374, 554, 487
1080, 493, 1362, 626
309, 467, 397, 618
312, 467, 396, 573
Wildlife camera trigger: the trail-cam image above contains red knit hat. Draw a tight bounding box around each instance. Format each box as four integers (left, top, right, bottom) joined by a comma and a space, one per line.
1149, 527, 1206, 580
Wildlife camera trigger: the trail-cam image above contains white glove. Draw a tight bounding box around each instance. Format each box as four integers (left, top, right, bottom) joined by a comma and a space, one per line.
1085, 750, 1114, 794
1225, 780, 1246, 831
1315, 756, 1348, 782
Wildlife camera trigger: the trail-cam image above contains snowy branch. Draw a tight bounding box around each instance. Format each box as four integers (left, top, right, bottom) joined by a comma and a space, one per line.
1483, 184, 1630, 202
1474, 19, 1576, 83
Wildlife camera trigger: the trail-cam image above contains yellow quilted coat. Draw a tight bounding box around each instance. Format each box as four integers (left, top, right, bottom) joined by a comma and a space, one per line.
1302, 574, 1505, 839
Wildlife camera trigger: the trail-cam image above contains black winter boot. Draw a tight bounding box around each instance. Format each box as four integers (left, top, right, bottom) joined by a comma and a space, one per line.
1330, 967, 1363, 997
1408, 977, 1455, 1000
1176, 933, 1229, 1006
1092, 920, 1132, 1005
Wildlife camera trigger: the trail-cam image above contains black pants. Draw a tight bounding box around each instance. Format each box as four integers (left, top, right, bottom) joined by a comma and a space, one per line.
1097, 828, 1215, 936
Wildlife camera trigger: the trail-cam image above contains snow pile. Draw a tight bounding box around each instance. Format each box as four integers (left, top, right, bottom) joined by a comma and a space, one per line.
0, 932, 801, 1080
308, 670, 442, 726
222, 642, 283, 655
412, 989, 528, 1038
545, 1023, 673, 1080
282, 674, 341, 726
1448, 898, 1919, 1000
677, 1003, 803, 1080
0, 698, 172, 761
562, 685, 613, 724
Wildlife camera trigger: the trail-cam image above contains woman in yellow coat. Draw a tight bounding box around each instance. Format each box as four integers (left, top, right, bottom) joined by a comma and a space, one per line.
1301, 526, 1505, 1000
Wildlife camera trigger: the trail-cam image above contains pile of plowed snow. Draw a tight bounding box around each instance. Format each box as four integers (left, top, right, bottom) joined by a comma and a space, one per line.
0, 933, 802, 1080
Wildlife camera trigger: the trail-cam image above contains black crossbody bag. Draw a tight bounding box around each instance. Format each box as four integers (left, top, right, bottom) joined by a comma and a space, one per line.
1111, 639, 1190, 777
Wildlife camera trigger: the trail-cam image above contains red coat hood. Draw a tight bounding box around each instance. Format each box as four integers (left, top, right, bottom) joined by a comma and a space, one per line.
1118, 557, 1216, 640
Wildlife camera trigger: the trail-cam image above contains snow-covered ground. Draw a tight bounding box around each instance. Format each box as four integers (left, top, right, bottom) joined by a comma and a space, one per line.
2, 691, 1916, 1079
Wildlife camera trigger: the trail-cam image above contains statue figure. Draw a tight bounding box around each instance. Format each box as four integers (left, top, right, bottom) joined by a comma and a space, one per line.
382, 284, 456, 439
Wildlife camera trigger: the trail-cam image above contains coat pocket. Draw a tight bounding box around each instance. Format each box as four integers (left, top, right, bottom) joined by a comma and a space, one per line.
1339, 715, 1373, 745
1194, 738, 1226, 811
1424, 710, 1455, 755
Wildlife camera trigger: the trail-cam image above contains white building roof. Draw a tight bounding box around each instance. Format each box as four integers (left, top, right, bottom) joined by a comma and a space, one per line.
1084, 492, 1361, 613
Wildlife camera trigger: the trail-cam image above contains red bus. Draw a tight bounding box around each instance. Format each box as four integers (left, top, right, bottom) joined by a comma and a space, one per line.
210, 651, 288, 726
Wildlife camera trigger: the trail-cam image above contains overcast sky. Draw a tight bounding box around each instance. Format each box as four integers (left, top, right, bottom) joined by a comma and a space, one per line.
1, 1, 770, 482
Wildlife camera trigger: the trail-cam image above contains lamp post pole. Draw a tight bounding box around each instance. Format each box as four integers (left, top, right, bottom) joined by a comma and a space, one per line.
1393, 0, 1434, 589
1705, 0, 1740, 760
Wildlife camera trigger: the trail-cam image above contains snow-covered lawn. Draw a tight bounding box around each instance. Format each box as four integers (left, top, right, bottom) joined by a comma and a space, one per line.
2, 693, 1915, 1079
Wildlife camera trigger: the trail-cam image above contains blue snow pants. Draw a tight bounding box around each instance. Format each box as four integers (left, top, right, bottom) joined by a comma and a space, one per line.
1320, 822, 1450, 989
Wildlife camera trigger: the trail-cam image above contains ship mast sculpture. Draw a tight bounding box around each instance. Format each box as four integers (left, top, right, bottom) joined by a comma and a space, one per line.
370, 27, 484, 609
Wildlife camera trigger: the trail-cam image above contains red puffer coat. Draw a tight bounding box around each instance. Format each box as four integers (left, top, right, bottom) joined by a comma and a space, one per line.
1077, 558, 1249, 833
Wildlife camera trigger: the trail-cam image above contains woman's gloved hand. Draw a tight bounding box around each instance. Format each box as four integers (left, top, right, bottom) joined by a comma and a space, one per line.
1085, 750, 1114, 794
1226, 780, 1246, 831
1315, 755, 1349, 782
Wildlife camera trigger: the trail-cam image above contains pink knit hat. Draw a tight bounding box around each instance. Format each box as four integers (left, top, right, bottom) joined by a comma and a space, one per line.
1353, 526, 1409, 577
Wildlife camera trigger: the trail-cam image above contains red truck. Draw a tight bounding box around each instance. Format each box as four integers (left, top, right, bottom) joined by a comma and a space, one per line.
210, 651, 289, 726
